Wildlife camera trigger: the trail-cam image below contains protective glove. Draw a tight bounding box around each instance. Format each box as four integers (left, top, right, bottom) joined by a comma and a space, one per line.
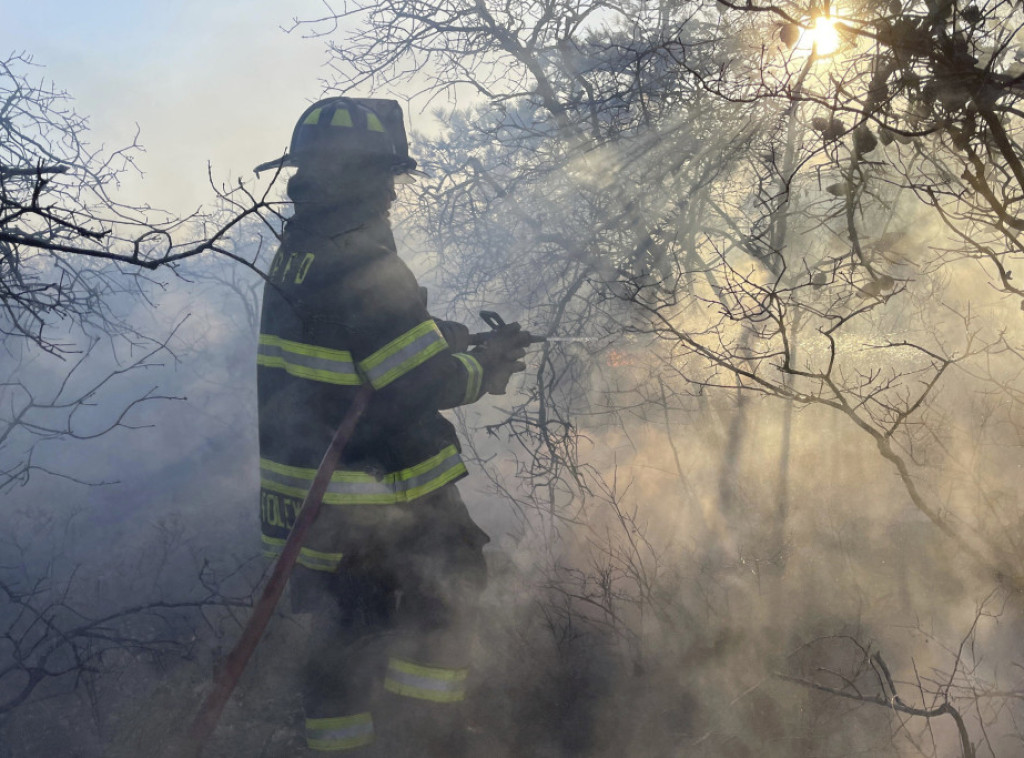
471, 324, 530, 395
434, 319, 471, 352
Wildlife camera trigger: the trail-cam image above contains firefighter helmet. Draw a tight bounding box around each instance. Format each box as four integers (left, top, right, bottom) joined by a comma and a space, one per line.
254, 97, 423, 182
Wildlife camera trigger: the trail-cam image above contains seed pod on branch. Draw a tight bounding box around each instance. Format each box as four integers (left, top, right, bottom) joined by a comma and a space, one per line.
853, 126, 878, 154
780, 23, 800, 48
822, 118, 847, 141
961, 5, 982, 25
859, 275, 896, 297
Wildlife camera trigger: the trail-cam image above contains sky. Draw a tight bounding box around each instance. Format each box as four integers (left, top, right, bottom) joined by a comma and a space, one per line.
4, 0, 335, 215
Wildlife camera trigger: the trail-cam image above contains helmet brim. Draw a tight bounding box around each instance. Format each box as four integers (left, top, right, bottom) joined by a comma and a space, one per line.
253, 154, 293, 176
255, 154, 429, 184
394, 168, 430, 184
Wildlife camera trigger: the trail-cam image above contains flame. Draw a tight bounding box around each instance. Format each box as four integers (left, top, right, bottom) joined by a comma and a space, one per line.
605, 349, 636, 367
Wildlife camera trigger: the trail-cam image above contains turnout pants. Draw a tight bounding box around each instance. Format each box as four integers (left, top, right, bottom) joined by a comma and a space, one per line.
291, 484, 488, 754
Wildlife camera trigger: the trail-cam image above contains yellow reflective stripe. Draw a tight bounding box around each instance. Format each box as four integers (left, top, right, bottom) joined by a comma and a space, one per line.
384, 658, 468, 703
452, 353, 483, 404
303, 107, 323, 125
357, 320, 448, 390
261, 535, 343, 572
330, 108, 353, 127
258, 334, 354, 361
306, 712, 374, 751
366, 113, 385, 132
260, 445, 466, 506
257, 334, 361, 385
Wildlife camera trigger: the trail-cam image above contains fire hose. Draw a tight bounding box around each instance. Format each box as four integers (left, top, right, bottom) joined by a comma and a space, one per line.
182, 311, 542, 756
182, 384, 372, 757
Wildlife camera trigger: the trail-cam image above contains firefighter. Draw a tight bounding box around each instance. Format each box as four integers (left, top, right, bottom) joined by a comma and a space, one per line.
254, 97, 529, 755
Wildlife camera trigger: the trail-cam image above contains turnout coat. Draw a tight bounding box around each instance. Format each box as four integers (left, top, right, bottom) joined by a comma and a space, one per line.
256, 202, 485, 572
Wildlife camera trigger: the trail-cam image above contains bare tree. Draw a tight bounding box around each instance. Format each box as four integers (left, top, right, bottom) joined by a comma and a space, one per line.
0, 53, 282, 490
0, 556, 253, 718
257, 1, 1024, 753
295, 0, 1024, 589
779, 590, 1023, 758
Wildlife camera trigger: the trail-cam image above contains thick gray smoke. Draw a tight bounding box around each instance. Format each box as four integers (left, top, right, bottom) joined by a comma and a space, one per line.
7, 2, 1024, 757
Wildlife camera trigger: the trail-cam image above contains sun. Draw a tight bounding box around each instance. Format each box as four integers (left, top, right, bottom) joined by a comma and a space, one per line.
797, 16, 841, 57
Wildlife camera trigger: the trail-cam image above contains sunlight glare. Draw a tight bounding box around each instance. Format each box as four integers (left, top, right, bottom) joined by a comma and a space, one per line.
797, 16, 840, 57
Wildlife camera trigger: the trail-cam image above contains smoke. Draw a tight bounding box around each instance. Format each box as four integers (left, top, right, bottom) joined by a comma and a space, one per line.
0, 239, 274, 755
388, 80, 1024, 758
9, 10, 1024, 757
3, 187, 1020, 758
